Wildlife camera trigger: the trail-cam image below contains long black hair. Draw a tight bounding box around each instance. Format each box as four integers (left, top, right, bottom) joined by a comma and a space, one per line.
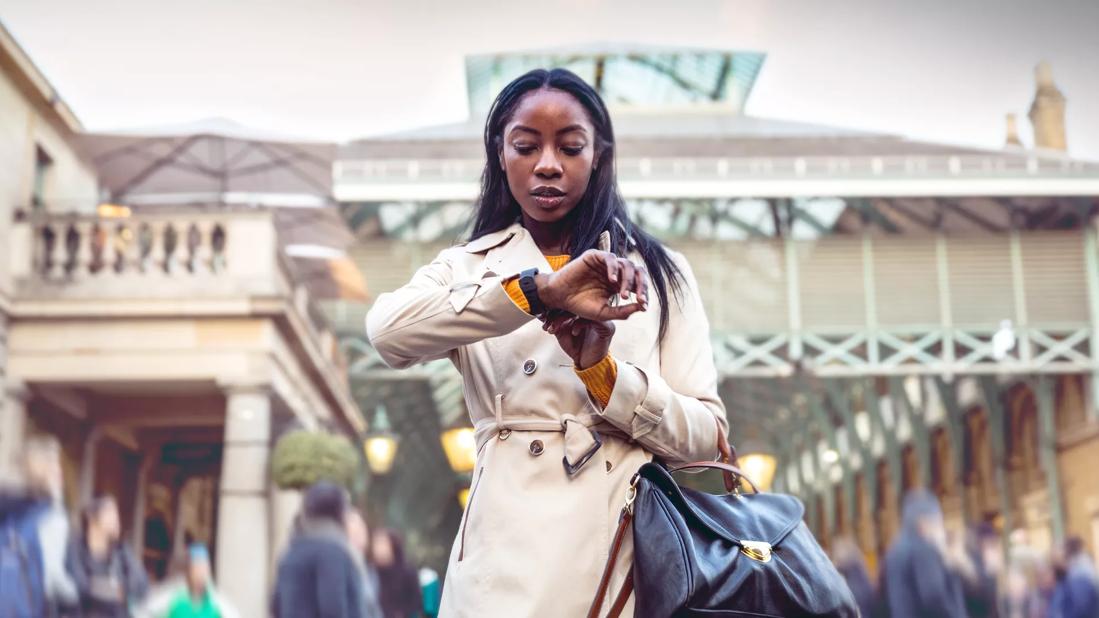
469, 68, 683, 340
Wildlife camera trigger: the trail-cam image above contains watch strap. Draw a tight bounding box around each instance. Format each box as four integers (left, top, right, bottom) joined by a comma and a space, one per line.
518, 268, 546, 316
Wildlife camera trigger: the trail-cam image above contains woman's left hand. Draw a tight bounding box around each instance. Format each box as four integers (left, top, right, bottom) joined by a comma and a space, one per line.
542, 311, 615, 369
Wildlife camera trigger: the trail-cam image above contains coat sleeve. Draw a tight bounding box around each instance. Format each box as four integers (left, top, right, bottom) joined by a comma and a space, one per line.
596, 253, 728, 465
366, 247, 533, 369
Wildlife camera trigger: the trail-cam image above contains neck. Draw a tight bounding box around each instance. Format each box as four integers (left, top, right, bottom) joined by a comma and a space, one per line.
521, 213, 570, 255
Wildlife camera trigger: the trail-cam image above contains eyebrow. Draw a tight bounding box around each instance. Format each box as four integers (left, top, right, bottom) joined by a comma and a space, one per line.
509, 124, 589, 137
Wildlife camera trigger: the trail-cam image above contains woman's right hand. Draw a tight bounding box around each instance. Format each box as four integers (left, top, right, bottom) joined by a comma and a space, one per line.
536, 249, 648, 321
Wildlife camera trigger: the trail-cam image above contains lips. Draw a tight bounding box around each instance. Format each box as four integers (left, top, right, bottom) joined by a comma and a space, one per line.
530, 186, 567, 209
530, 186, 566, 197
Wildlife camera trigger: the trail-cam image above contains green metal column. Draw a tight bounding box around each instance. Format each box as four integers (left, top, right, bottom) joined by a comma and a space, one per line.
936, 234, 956, 372
1084, 226, 1099, 420
1009, 230, 1033, 362
830, 379, 878, 553
868, 380, 903, 509
785, 236, 804, 362
978, 377, 1014, 539
807, 387, 842, 540
934, 377, 970, 523
890, 377, 932, 487
1033, 375, 1066, 543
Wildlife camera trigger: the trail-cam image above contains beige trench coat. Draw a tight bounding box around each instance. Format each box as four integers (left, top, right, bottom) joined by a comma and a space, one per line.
366, 222, 727, 617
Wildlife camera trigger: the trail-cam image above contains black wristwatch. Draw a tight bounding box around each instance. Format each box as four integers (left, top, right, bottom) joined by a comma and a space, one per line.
518, 268, 547, 316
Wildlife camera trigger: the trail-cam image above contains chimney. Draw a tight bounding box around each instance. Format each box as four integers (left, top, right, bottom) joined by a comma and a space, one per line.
1028, 61, 1067, 151
1005, 113, 1023, 147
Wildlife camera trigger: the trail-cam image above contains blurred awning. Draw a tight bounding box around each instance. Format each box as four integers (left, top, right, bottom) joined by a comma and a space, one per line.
80, 117, 335, 206
80, 118, 368, 301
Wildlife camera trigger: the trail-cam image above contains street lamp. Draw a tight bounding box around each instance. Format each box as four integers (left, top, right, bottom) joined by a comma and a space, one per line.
739, 453, 778, 492
364, 405, 399, 475
440, 426, 477, 474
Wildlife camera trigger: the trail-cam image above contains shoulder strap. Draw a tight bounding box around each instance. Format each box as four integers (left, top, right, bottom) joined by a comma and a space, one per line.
586, 510, 633, 618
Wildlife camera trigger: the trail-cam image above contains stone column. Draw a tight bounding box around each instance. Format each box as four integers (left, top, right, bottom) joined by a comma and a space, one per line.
0, 379, 30, 478
215, 385, 272, 618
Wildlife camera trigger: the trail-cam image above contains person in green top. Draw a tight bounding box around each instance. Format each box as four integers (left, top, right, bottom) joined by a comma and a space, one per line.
165, 544, 226, 618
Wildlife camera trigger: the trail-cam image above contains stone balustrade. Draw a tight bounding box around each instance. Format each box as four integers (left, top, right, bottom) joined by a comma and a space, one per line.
28, 213, 228, 279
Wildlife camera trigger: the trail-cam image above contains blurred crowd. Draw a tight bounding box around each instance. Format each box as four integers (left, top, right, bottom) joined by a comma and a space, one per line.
833, 489, 1099, 618
0, 437, 439, 618
5, 435, 1096, 617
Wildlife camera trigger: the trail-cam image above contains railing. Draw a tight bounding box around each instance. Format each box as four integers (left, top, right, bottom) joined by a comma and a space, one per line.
27, 213, 228, 279
10, 208, 350, 380
336, 154, 1098, 184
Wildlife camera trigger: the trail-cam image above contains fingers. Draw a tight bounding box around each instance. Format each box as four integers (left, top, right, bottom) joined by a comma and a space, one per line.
634, 263, 649, 308
599, 302, 643, 321
602, 252, 618, 284
617, 259, 635, 300
542, 313, 574, 335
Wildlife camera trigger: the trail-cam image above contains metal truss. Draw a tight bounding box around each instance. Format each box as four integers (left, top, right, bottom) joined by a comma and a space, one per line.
715, 325, 1094, 378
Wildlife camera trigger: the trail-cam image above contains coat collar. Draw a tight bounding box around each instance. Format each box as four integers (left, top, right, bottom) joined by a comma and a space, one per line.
464, 222, 613, 276
462, 223, 521, 254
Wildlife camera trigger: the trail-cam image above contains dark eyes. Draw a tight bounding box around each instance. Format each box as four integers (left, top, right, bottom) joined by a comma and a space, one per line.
511, 144, 586, 156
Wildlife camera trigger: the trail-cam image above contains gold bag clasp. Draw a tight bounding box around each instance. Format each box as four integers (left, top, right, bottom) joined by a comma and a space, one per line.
740, 540, 773, 563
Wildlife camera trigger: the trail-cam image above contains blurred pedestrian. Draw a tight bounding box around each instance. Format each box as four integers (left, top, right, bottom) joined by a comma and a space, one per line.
369, 528, 422, 618
963, 521, 1003, 618
158, 544, 236, 618
345, 508, 383, 618
1050, 536, 1099, 618
272, 482, 368, 618
831, 536, 878, 618
69, 494, 149, 617
881, 489, 967, 617
0, 435, 79, 617
418, 567, 441, 618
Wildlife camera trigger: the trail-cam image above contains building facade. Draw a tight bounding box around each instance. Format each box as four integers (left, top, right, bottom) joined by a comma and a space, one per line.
0, 22, 364, 618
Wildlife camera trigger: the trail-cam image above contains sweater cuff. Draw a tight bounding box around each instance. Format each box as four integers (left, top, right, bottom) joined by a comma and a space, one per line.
574, 355, 618, 408
503, 277, 532, 314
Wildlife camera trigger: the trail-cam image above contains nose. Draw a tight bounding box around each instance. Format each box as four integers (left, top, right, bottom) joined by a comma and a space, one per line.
534, 149, 563, 178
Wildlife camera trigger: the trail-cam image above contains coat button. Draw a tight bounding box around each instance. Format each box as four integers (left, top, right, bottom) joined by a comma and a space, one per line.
529, 440, 544, 456
523, 359, 537, 375
606, 461, 613, 472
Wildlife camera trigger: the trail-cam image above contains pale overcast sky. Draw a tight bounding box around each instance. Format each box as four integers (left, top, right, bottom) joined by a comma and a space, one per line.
3, 0, 1097, 160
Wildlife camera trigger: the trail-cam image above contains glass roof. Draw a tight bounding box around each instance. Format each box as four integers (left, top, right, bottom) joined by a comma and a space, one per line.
465, 46, 765, 114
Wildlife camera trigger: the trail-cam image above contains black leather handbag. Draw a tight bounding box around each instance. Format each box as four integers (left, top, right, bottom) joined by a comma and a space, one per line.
588, 439, 859, 618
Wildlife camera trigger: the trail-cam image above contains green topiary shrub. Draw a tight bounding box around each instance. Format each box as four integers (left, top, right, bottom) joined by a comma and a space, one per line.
271, 430, 359, 490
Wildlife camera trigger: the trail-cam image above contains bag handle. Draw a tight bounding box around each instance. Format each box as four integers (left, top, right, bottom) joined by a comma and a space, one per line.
668, 461, 760, 495
711, 423, 751, 494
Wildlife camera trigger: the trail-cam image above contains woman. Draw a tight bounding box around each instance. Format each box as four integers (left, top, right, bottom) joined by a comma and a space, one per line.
369, 528, 421, 618
69, 495, 148, 618
366, 68, 726, 616
345, 508, 384, 618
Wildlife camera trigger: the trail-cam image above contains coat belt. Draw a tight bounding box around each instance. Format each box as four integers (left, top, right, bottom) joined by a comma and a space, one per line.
473, 413, 618, 475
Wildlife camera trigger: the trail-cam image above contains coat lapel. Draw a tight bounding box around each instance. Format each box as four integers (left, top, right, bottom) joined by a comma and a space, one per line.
475, 223, 552, 278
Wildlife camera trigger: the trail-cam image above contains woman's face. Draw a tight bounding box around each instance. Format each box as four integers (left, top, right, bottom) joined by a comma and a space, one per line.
345, 510, 368, 554
371, 529, 394, 566
94, 501, 121, 541
500, 88, 598, 225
